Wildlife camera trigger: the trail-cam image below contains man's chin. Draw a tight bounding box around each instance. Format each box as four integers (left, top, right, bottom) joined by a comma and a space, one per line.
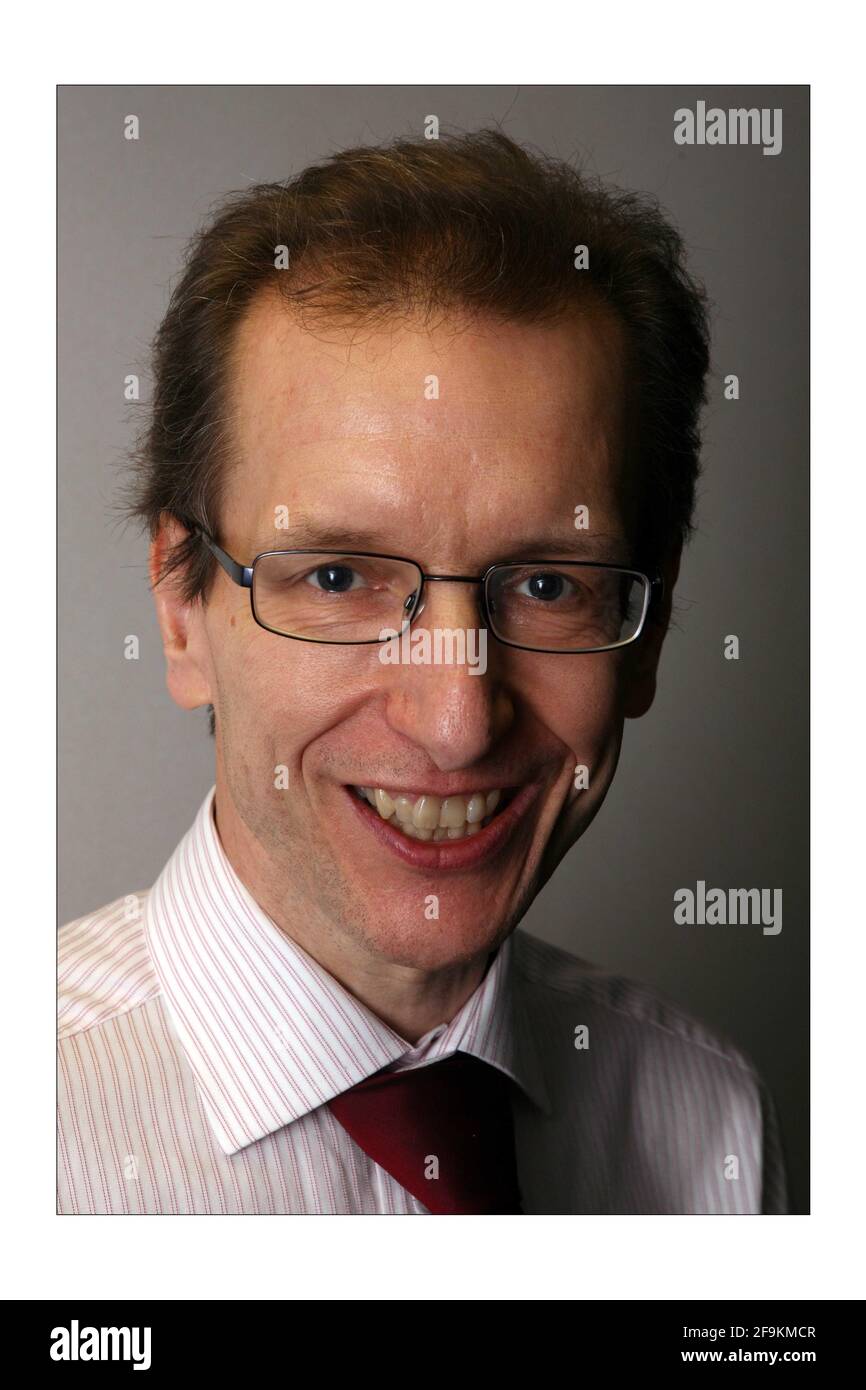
340, 897, 512, 972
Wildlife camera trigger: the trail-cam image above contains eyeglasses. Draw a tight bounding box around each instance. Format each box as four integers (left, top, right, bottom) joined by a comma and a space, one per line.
193, 528, 663, 655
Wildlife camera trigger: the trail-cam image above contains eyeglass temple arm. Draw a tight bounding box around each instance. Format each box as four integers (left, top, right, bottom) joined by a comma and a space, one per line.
194, 527, 253, 588
647, 573, 666, 622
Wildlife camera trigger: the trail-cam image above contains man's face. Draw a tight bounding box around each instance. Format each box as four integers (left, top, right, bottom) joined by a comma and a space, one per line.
159, 295, 669, 971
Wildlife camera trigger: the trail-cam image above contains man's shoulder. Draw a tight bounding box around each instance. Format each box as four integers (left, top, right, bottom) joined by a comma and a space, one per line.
510, 929, 788, 1213
58, 890, 161, 1040
511, 926, 761, 1085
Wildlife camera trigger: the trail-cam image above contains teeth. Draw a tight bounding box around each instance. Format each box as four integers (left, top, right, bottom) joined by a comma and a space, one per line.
374, 788, 395, 819
413, 795, 441, 830
354, 784, 510, 841
439, 796, 467, 828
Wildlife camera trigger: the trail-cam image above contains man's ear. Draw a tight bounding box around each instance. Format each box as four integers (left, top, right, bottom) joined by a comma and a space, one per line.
621, 544, 681, 720
149, 514, 214, 712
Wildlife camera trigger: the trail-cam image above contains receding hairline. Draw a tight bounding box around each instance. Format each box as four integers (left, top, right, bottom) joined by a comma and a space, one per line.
220, 276, 635, 446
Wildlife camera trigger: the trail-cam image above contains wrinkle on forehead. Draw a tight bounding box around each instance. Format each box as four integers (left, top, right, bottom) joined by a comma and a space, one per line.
228, 291, 629, 427
222, 293, 636, 549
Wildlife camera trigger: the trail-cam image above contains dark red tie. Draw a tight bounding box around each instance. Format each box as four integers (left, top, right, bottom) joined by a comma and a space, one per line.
327, 1052, 523, 1213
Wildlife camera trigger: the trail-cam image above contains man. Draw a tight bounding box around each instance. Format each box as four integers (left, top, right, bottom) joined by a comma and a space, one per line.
58, 130, 787, 1213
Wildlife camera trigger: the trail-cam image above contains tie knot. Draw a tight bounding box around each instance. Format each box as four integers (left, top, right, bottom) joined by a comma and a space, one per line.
327, 1052, 523, 1213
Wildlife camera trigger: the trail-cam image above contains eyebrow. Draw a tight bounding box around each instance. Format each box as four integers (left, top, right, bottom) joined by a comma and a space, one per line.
250, 524, 398, 554
246, 522, 634, 565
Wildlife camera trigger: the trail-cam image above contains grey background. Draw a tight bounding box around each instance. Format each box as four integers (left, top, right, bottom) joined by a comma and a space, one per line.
59, 85, 809, 1212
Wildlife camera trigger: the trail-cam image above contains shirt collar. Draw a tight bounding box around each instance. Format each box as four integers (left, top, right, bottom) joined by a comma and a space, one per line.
145, 786, 549, 1155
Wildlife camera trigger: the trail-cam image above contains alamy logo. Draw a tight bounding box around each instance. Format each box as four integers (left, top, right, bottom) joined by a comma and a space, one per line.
50, 1320, 151, 1371
674, 101, 783, 156
674, 880, 782, 935
377, 625, 487, 674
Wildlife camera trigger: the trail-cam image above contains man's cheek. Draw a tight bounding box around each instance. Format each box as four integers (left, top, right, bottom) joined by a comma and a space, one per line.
551, 665, 623, 800
539, 713, 623, 881
566, 726, 620, 819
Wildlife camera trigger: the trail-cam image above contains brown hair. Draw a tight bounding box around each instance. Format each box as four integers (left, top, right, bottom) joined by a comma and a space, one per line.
122, 128, 711, 728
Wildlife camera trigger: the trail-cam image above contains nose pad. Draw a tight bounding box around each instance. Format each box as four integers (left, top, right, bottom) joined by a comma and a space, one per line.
402, 582, 489, 631
404, 589, 424, 624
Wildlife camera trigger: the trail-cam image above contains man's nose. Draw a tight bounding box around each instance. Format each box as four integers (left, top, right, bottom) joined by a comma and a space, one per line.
383, 583, 514, 773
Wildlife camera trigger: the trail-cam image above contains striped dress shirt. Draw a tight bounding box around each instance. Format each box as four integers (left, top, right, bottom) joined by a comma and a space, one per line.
58, 786, 788, 1214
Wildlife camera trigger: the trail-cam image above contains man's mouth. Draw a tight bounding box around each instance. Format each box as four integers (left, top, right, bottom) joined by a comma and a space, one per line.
349, 785, 515, 842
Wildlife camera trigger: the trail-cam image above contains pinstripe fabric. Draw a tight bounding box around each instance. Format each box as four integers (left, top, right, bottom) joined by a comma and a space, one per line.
58, 787, 788, 1214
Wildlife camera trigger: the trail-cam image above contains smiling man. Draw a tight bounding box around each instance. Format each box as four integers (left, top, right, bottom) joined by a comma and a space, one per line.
58, 130, 788, 1214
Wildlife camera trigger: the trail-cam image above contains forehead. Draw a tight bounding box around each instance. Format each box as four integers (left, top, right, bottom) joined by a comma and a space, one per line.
222, 291, 634, 558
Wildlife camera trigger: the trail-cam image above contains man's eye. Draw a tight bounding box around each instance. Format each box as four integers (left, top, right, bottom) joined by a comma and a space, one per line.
306, 564, 362, 593
517, 571, 576, 602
